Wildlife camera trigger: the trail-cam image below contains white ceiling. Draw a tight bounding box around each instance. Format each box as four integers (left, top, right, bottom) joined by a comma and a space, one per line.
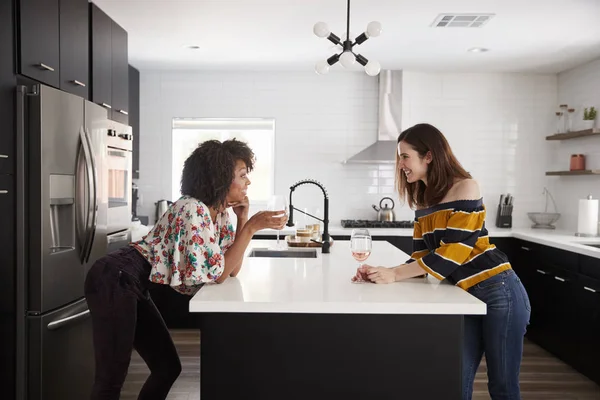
94, 0, 600, 73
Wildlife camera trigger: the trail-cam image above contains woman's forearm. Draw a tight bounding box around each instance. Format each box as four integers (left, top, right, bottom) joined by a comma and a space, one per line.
217, 218, 253, 283
393, 261, 427, 282
229, 217, 248, 277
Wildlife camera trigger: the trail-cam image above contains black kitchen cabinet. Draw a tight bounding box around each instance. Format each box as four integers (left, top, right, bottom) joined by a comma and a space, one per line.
90, 3, 129, 124
110, 22, 128, 124
576, 274, 600, 384
90, 3, 112, 111
59, 0, 89, 99
0, 0, 15, 175
18, 0, 60, 88
0, 174, 15, 400
129, 65, 140, 178
511, 239, 600, 386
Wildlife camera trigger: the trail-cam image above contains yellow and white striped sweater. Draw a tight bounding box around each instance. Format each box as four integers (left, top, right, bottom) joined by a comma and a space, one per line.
406, 198, 511, 290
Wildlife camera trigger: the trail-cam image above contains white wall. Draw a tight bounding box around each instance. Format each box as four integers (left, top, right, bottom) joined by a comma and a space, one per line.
137, 69, 557, 228
137, 70, 389, 224
400, 71, 557, 228
553, 58, 600, 231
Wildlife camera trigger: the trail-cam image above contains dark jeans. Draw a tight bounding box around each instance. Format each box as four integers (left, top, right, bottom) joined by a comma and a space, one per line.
463, 269, 531, 400
84, 246, 182, 400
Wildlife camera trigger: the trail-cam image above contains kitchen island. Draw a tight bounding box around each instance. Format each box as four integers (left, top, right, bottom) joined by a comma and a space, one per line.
190, 239, 485, 400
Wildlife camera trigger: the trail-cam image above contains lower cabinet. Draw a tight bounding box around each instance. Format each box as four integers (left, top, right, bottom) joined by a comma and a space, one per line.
513, 239, 600, 386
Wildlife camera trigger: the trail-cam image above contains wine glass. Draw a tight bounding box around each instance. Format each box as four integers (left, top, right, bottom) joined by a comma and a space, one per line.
267, 195, 288, 249
350, 228, 372, 271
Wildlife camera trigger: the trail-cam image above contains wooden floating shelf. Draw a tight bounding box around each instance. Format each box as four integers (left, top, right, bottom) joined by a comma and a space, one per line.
546, 129, 600, 140
546, 170, 600, 176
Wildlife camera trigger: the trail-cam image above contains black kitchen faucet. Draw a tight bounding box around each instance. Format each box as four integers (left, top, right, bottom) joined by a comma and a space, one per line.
287, 179, 330, 254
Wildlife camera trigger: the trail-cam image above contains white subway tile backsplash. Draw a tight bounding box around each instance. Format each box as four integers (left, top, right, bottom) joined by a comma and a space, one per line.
137, 69, 561, 229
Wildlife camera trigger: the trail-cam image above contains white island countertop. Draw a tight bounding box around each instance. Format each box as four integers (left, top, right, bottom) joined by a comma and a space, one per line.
189, 239, 486, 315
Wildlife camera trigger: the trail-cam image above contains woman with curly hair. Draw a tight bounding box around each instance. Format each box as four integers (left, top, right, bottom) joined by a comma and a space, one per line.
84, 139, 287, 400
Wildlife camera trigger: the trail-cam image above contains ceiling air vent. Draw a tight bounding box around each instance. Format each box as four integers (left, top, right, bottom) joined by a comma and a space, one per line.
432, 14, 495, 28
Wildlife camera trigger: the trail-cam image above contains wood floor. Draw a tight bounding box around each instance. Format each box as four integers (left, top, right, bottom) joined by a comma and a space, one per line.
122, 329, 600, 400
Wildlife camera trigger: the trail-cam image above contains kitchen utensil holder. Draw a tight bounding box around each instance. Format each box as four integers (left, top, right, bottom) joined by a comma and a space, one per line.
495, 204, 513, 228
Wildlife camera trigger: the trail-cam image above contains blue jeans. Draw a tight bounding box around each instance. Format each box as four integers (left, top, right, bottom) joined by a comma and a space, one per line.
463, 269, 531, 400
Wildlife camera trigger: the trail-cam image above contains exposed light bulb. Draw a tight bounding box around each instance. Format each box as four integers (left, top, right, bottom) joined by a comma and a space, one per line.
313, 22, 330, 38
365, 60, 381, 76
366, 21, 382, 38
339, 52, 356, 68
315, 60, 330, 75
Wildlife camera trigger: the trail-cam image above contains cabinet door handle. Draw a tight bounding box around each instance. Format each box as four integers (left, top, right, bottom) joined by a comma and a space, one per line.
0, 190, 7, 194
37, 63, 55, 72
584, 286, 597, 293
101, 103, 112, 109
72, 80, 86, 87
536, 269, 547, 275
117, 109, 128, 115
0, 154, 8, 158
521, 246, 530, 251
555, 276, 566, 282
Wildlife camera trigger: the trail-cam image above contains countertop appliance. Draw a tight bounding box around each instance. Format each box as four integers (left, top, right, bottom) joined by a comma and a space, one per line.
341, 219, 414, 229
9, 82, 115, 399
155, 199, 173, 222
372, 196, 396, 221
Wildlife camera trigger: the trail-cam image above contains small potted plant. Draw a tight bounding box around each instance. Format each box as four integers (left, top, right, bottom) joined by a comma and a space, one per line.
583, 106, 597, 130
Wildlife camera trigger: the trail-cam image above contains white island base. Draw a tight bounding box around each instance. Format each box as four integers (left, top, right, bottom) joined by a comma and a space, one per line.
190, 240, 486, 400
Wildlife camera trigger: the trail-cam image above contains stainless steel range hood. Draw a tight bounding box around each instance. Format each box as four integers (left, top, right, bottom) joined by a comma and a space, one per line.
344, 70, 403, 164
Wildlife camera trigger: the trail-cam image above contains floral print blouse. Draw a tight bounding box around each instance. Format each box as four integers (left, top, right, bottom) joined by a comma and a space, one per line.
131, 195, 236, 296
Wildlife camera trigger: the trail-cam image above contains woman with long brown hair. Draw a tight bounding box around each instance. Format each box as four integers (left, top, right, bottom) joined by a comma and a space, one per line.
352, 123, 531, 400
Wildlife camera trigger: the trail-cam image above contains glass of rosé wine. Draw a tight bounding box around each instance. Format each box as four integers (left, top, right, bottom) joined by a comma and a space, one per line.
350, 228, 372, 268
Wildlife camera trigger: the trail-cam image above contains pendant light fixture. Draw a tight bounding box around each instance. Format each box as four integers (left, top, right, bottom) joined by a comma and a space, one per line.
313, 0, 382, 76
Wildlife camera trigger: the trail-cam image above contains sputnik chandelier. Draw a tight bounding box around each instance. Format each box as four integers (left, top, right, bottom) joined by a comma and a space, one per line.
313, 0, 382, 76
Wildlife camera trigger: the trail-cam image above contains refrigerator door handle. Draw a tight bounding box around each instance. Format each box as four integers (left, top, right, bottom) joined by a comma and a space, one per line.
47, 309, 91, 331
15, 86, 28, 400
77, 128, 94, 262
82, 127, 98, 262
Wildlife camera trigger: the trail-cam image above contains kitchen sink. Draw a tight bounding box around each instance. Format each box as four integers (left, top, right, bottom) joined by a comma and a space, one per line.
581, 243, 600, 249
248, 248, 318, 258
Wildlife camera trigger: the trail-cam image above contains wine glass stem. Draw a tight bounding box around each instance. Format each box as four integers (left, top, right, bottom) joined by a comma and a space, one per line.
277, 230, 280, 246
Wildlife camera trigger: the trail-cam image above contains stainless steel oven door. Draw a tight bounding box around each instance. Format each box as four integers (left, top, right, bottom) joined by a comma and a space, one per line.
106, 145, 132, 233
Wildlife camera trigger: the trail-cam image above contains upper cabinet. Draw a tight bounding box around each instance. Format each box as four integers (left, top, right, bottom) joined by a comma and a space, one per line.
18, 0, 61, 88
111, 23, 129, 124
59, 0, 89, 99
129, 65, 140, 179
17, 0, 89, 98
0, 0, 15, 175
90, 4, 112, 111
90, 3, 129, 124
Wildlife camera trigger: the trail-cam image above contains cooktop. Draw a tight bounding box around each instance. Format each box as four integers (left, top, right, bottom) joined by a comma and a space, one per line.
340, 219, 414, 229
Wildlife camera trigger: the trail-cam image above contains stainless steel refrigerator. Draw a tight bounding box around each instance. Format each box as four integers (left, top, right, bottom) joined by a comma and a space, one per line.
14, 82, 110, 399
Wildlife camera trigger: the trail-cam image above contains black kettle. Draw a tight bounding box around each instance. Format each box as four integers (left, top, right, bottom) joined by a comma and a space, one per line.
155, 199, 173, 222
372, 197, 396, 222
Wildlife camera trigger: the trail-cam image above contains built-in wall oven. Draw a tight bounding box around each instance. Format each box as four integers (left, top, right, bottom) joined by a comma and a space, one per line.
105, 121, 133, 235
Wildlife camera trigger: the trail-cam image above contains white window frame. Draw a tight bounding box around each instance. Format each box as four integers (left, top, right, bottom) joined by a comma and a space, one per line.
171, 117, 276, 208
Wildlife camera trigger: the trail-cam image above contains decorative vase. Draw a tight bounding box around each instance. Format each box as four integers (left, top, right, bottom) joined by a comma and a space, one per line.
582, 120, 594, 130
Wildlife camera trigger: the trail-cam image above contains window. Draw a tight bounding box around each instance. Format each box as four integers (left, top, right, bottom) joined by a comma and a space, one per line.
171, 118, 275, 205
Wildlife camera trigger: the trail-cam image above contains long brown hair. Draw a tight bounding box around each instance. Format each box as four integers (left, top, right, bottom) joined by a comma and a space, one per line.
395, 123, 471, 209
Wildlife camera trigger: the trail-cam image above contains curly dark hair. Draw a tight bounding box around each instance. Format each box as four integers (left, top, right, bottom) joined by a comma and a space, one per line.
180, 139, 255, 209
